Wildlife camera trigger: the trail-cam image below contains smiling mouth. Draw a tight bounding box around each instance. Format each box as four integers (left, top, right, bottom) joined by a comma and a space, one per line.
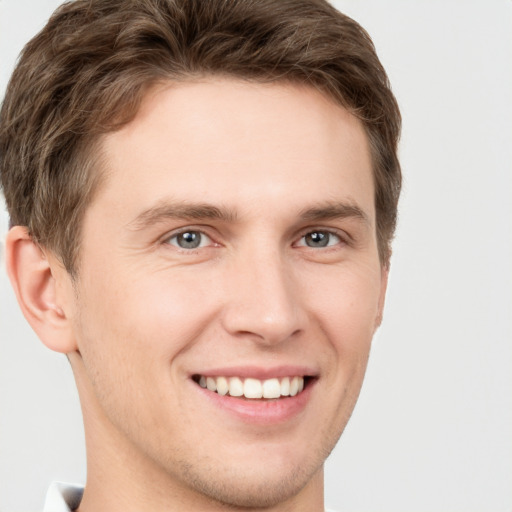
192, 375, 312, 399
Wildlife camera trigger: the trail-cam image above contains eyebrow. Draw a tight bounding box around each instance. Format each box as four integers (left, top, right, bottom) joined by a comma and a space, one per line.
128, 201, 238, 231
128, 199, 370, 232
298, 202, 370, 226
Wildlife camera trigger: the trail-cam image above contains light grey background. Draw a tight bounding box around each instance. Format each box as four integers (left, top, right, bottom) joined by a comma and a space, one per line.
1, 1, 511, 511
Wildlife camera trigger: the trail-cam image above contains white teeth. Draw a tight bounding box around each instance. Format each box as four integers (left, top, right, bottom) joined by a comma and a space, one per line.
228, 377, 244, 397
289, 376, 299, 396
197, 375, 306, 399
262, 378, 281, 399
280, 377, 290, 396
244, 378, 263, 399
216, 376, 229, 396
206, 377, 216, 391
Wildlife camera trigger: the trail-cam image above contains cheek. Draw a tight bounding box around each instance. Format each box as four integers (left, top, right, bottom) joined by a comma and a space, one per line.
308, 265, 383, 345
74, 265, 221, 373
70, 265, 227, 449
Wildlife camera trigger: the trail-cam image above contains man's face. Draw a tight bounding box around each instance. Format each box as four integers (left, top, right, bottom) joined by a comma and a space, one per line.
65, 79, 387, 507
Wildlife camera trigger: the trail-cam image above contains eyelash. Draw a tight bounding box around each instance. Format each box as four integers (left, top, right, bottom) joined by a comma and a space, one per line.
294, 229, 346, 249
162, 226, 349, 252
164, 228, 216, 251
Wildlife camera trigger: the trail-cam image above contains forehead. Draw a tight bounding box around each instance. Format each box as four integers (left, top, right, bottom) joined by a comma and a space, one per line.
94, 79, 374, 223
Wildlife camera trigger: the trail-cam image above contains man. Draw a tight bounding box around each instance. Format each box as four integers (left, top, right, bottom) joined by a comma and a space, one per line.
0, 0, 401, 510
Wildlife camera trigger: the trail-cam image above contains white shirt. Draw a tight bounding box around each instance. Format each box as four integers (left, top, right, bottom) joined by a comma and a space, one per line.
43, 482, 83, 512
43, 481, 338, 512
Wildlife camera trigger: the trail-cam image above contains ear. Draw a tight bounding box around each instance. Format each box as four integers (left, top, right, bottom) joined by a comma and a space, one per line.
5, 226, 77, 353
374, 265, 389, 330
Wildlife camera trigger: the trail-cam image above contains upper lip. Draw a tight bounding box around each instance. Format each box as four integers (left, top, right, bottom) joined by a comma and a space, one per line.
190, 365, 319, 380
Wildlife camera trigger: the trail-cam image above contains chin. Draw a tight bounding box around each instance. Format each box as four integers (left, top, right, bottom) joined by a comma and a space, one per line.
179, 460, 321, 509
165, 427, 339, 509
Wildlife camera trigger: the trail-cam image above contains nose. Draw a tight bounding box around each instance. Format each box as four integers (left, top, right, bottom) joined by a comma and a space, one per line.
220, 247, 305, 346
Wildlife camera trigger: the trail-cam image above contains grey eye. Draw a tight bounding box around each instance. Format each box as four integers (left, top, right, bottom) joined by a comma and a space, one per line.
168, 231, 211, 249
302, 231, 341, 248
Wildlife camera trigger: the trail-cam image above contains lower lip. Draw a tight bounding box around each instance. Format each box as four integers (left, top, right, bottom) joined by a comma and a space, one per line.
193, 380, 316, 425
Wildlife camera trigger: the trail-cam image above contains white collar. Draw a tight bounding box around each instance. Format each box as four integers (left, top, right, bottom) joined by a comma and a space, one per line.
43, 482, 84, 512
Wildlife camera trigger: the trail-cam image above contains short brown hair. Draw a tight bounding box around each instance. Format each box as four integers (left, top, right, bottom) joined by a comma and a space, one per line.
0, 0, 401, 274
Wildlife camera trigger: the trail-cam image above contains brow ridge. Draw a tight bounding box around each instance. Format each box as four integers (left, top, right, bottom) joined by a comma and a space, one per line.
129, 199, 370, 232
298, 201, 370, 225
129, 201, 238, 231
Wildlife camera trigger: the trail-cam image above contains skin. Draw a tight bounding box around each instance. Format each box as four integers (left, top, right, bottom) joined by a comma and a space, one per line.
7, 79, 387, 512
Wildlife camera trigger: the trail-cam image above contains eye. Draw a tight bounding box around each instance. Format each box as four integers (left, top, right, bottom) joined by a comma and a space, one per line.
166, 230, 213, 250
297, 230, 342, 248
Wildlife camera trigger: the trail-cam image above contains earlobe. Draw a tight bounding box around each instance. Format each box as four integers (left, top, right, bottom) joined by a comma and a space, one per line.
5, 226, 77, 354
